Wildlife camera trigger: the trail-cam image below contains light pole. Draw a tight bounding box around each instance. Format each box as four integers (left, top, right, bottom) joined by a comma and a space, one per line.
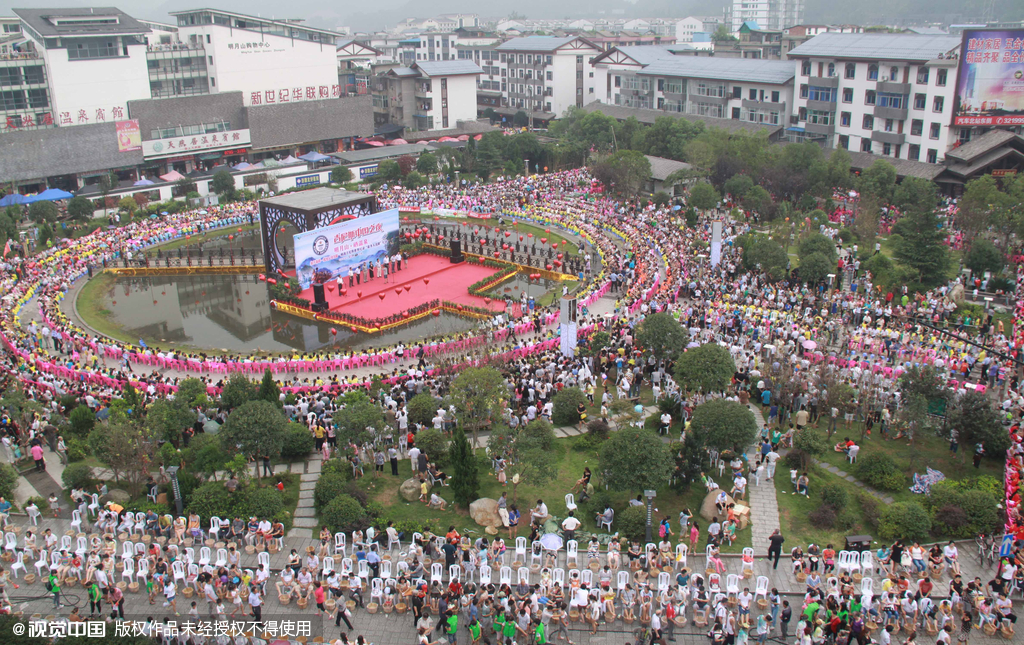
166, 466, 183, 517
644, 489, 657, 544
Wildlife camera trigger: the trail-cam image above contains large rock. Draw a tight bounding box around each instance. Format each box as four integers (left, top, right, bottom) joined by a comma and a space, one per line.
108, 489, 130, 504
699, 489, 734, 522
399, 477, 428, 502
469, 498, 502, 528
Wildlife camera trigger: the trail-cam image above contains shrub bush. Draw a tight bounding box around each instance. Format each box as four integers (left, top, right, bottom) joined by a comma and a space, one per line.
858, 493, 880, 529
924, 481, 1001, 538
280, 424, 315, 461
819, 483, 849, 509
68, 405, 95, 437
314, 473, 349, 512
415, 427, 449, 467
321, 494, 368, 533
783, 449, 808, 470
958, 489, 1002, 535
617, 504, 647, 541
235, 487, 283, 520
344, 481, 369, 507
0, 462, 19, 500
407, 393, 439, 427
124, 500, 169, 515
551, 387, 588, 426
187, 481, 235, 520
933, 505, 970, 537
877, 502, 931, 541
572, 432, 604, 452
587, 418, 611, 440
65, 437, 88, 462
523, 419, 556, 451
856, 453, 905, 492
321, 459, 352, 481
808, 504, 837, 529
61, 463, 94, 491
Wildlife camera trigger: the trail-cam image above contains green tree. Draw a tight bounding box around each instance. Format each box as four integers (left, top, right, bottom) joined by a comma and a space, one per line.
404, 170, 426, 189
599, 428, 673, 492
219, 374, 258, 410
97, 172, 118, 203
827, 147, 853, 191
688, 182, 720, 211
674, 343, 736, 393
174, 177, 198, 198
947, 390, 1011, 460
330, 165, 353, 184
652, 191, 671, 207
857, 160, 896, 204
742, 185, 772, 215
176, 378, 208, 408
890, 178, 950, 286
28, 200, 58, 223
688, 399, 758, 452
798, 252, 835, 284
634, 312, 689, 363
448, 426, 479, 508
210, 170, 235, 200
145, 397, 197, 444
376, 160, 401, 182
449, 366, 506, 445
474, 136, 503, 179
334, 391, 384, 445
486, 420, 557, 502
88, 419, 159, 497
416, 153, 438, 175
791, 427, 829, 469
963, 238, 1004, 276
591, 150, 652, 196
712, 24, 738, 42
257, 369, 281, 407
797, 232, 837, 263
957, 175, 1001, 249
738, 234, 788, 281
724, 174, 754, 198
67, 196, 95, 221
220, 400, 289, 460
512, 110, 530, 128
117, 196, 138, 217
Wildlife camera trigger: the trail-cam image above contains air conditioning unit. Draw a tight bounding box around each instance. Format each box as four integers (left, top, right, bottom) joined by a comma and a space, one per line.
880, 76, 889, 82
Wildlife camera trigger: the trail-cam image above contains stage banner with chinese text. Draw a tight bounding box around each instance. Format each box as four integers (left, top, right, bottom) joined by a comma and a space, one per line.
953, 30, 1024, 126
293, 209, 400, 290
115, 120, 142, 152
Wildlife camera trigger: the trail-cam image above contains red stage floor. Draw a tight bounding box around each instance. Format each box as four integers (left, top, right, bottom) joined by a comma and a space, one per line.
296, 255, 508, 319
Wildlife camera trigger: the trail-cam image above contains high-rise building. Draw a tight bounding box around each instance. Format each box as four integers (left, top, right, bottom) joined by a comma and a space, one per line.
725, 0, 804, 32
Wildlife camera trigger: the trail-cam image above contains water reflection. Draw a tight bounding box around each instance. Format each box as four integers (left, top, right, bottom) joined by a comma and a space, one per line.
99, 274, 480, 353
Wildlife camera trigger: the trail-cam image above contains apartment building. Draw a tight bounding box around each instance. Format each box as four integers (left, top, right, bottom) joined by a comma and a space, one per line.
787, 33, 962, 163
726, 0, 804, 32
372, 60, 481, 132
493, 36, 601, 123
593, 49, 794, 127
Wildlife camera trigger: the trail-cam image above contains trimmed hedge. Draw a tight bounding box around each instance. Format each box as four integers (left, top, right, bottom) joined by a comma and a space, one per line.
877, 502, 931, 541
855, 453, 905, 492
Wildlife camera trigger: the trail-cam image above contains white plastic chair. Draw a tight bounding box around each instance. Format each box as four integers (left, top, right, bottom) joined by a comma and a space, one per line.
598, 509, 614, 532
134, 542, 146, 557
187, 563, 200, 584
257, 551, 270, 571
517, 567, 529, 585
566, 540, 578, 568
75, 536, 88, 559
381, 559, 392, 580
198, 546, 211, 567
658, 571, 670, 592
183, 547, 195, 565
675, 543, 688, 569
514, 537, 527, 563
449, 565, 461, 583
34, 549, 49, 577
121, 557, 135, 583
826, 576, 839, 596
564, 493, 577, 512
2, 532, 15, 554
847, 445, 860, 463
847, 551, 861, 576
530, 541, 543, 567
27, 504, 41, 526
705, 544, 716, 569
553, 568, 565, 588
322, 557, 334, 577
754, 576, 770, 604
480, 565, 492, 585
645, 543, 657, 565
860, 551, 874, 574
9, 550, 25, 578
87, 494, 101, 518
430, 563, 443, 584
121, 541, 134, 564
172, 560, 186, 583
136, 557, 150, 583
61, 535, 73, 552
386, 532, 401, 552
340, 558, 353, 577
617, 570, 630, 590
581, 568, 593, 586
370, 577, 383, 603
215, 548, 227, 568
357, 560, 370, 581
130, 512, 145, 538
709, 573, 721, 594
726, 574, 740, 600
499, 566, 512, 585
70, 510, 83, 534
209, 517, 221, 540
334, 532, 347, 556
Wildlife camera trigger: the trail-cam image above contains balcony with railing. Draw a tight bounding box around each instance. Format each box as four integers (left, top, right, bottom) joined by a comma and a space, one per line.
147, 42, 205, 54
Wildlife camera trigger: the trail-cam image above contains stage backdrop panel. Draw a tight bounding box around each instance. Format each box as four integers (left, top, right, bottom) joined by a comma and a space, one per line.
293, 208, 400, 290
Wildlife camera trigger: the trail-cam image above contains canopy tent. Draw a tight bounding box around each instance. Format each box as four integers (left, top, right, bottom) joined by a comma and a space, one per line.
133, 178, 155, 186
298, 151, 332, 162
23, 188, 74, 203
261, 159, 280, 168
280, 155, 299, 164
363, 140, 385, 147
388, 138, 408, 146
160, 170, 185, 182
0, 194, 28, 207
233, 162, 253, 170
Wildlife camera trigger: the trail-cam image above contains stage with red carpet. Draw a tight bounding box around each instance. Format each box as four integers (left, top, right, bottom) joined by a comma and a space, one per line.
295, 254, 509, 319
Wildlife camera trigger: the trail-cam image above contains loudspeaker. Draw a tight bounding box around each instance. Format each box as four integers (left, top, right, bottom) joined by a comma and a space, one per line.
311, 283, 328, 312
450, 238, 464, 264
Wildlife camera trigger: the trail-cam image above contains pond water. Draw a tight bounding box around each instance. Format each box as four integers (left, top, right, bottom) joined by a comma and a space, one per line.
96, 274, 480, 353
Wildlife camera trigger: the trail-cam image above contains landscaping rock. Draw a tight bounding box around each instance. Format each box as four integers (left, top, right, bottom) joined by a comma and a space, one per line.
469, 498, 502, 528
699, 490, 733, 522
108, 489, 130, 504
399, 477, 428, 502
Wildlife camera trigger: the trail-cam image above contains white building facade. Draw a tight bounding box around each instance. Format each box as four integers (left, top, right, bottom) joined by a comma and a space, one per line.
726, 0, 804, 32
788, 33, 963, 163
494, 37, 601, 120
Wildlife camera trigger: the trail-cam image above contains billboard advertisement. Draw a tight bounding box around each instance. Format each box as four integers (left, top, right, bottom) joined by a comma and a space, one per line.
953, 30, 1024, 126
292, 209, 400, 290
115, 120, 142, 152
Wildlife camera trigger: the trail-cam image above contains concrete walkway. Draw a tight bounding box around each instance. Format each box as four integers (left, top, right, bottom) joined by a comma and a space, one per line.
745, 404, 781, 552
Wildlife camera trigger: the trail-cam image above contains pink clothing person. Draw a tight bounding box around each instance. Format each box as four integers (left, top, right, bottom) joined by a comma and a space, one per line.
31, 443, 45, 472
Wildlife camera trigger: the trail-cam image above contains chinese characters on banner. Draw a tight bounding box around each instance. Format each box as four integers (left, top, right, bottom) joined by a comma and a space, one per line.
53, 105, 125, 127
953, 30, 1024, 126
249, 85, 342, 106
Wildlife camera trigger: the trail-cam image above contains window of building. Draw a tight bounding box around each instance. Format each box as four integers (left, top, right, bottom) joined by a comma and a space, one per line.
908, 144, 920, 160
865, 90, 876, 105
798, 107, 807, 121
808, 86, 834, 102
916, 67, 929, 84
665, 79, 683, 93
862, 114, 874, 129
749, 87, 757, 100
861, 138, 872, 153
877, 92, 905, 109
732, 107, 741, 119
937, 69, 947, 86
801, 61, 811, 76
958, 128, 972, 144
844, 63, 855, 79
910, 119, 923, 136
926, 148, 937, 163
800, 84, 808, 98
68, 38, 121, 60
884, 118, 894, 132
826, 63, 835, 77
27, 88, 48, 108
546, 71, 552, 81
933, 96, 944, 112
771, 90, 779, 103
914, 93, 926, 110
842, 87, 853, 103
883, 142, 892, 156
0, 89, 27, 111
889, 66, 899, 80
576, 55, 583, 63
614, 76, 621, 88
840, 111, 851, 127
929, 122, 940, 139
839, 134, 849, 149
500, 53, 506, 62
807, 109, 832, 125
868, 64, 878, 80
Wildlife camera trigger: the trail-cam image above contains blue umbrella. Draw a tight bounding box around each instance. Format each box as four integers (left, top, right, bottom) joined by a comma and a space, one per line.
672, 205, 681, 211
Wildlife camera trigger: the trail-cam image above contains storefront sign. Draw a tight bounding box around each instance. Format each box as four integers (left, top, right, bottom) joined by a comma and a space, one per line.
295, 174, 321, 187
992, 169, 1018, 177
143, 129, 252, 160
115, 120, 142, 152
359, 165, 378, 179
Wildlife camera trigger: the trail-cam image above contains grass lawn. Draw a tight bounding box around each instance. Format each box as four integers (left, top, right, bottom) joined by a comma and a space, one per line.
343, 433, 752, 553
774, 462, 878, 550
403, 216, 581, 257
